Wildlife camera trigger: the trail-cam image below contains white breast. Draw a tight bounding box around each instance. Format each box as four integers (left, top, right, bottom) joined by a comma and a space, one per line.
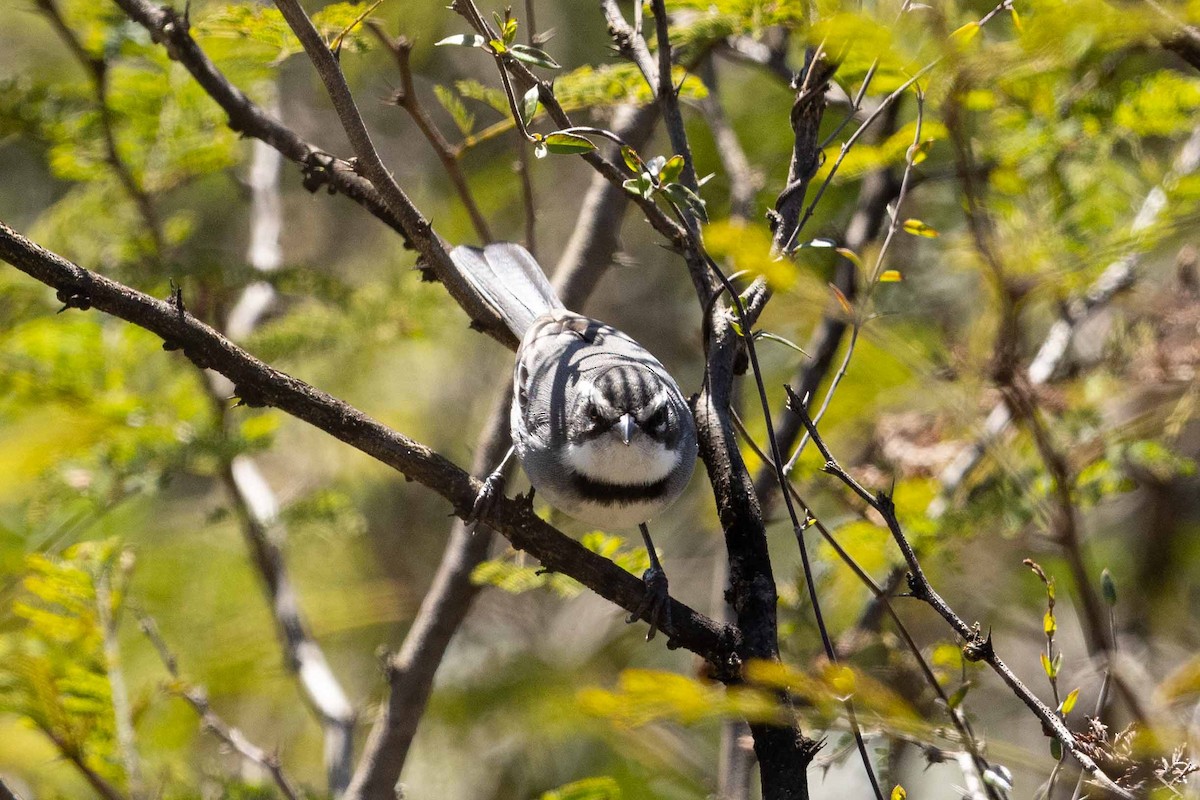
564, 437, 681, 486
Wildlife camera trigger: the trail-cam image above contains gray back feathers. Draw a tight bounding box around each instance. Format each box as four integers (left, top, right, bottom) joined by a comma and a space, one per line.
450, 242, 564, 338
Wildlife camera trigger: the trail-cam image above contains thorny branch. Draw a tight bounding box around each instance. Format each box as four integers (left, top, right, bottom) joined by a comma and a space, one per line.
789, 394, 1138, 800
110, 0, 516, 347
0, 218, 735, 671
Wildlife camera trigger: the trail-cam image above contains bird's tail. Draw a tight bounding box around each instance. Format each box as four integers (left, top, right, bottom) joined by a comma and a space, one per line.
450, 242, 564, 338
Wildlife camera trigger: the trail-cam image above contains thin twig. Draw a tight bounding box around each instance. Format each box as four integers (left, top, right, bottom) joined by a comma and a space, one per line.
93, 562, 144, 800
785, 90, 925, 475
36, 0, 166, 258
137, 612, 306, 800
365, 23, 492, 243
731, 410, 1002, 799
789, 396, 1137, 800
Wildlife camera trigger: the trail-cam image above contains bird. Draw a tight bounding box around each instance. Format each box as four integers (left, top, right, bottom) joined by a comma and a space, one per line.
452, 241, 697, 639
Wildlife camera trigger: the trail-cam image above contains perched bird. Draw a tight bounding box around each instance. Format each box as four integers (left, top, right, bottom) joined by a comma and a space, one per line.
453, 242, 697, 638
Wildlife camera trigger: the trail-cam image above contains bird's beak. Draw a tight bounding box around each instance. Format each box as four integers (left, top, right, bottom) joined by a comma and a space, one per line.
619, 413, 636, 445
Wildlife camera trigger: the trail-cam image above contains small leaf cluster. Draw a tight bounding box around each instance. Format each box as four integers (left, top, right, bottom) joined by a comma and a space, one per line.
620, 147, 708, 222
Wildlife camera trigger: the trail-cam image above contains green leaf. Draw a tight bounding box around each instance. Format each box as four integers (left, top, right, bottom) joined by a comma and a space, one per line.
1041, 652, 1053, 677
488, 39, 507, 53
540, 777, 621, 800
1101, 569, 1117, 606
1060, 687, 1079, 715
890, 786, 906, 800
947, 680, 971, 709
1050, 736, 1062, 760
949, 21, 981, 47
836, 247, 863, 268
521, 85, 540, 125
659, 154, 685, 184
622, 176, 653, 199
663, 182, 708, 222
878, 269, 903, 282
509, 43, 561, 69
1043, 610, 1057, 637
434, 33, 485, 48
454, 79, 510, 115
542, 132, 597, 155
502, 18, 519, 46
621, 145, 644, 173
433, 85, 475, 136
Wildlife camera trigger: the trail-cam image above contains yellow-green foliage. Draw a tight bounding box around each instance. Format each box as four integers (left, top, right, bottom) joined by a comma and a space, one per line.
578, 668, 785, 728
473, 532, 651, 598
0, 541, 127, 786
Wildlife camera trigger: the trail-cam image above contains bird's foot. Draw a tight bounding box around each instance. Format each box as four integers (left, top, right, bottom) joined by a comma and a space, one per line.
468, 470, 507, 525
627, 565, 672, 642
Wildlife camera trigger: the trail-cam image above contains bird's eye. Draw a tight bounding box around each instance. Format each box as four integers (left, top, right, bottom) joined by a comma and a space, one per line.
647, 406, 668, 431
587, 405, 604, 423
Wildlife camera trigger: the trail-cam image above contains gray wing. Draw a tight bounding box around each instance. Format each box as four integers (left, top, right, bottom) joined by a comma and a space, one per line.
450, 242, 565, 338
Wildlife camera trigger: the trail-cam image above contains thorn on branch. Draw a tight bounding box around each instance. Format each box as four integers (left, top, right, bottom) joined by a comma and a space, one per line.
55, 287, 91, 312
905, 571, 927, 600
962, 627, 994, 663
232, 386, 268, 408
300, 151, 338, 194
169, 278, 186, 318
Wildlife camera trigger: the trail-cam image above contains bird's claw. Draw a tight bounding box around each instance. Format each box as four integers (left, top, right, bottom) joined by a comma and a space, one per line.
468, 470, 506, 525
627, 565, 672, 641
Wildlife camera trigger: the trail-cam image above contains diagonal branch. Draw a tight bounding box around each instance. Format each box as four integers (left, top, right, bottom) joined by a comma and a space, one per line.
138, 613, 305, 800
789, 395, 1138, 800
0, 218, 735, 670
110, 0, 515, 347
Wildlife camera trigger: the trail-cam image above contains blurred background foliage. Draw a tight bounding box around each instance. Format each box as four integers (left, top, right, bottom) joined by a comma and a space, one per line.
1, 0, 1199, 797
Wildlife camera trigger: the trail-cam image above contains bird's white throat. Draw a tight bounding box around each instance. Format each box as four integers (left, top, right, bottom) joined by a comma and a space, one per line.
565, 435, 680, 486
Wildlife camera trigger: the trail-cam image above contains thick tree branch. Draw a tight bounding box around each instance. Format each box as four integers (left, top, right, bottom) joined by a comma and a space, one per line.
0, 219, 736, 670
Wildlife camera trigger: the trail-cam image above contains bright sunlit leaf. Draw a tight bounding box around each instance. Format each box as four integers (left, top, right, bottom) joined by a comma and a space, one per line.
902, 219, 939, 238
543, 132, 596, 155
435, 33, 485, 47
